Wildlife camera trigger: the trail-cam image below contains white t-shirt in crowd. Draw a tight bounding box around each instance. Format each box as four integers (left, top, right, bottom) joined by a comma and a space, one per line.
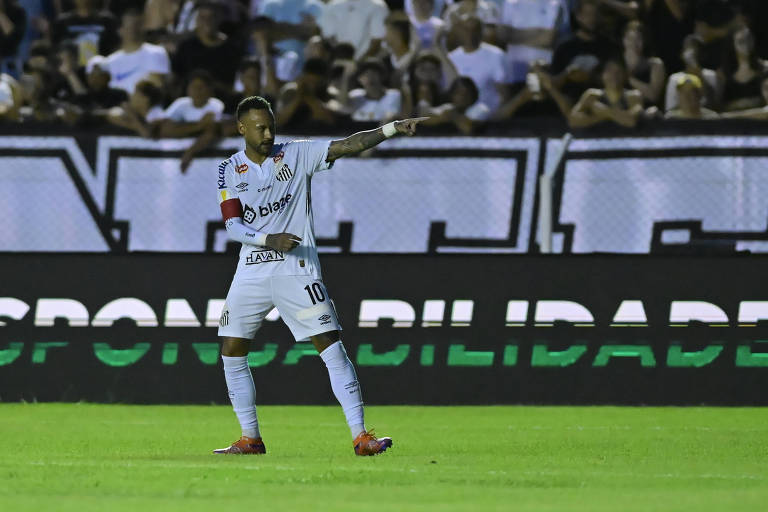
443, 0, 499, 29
163, 97, 225, 122
501, 0, 564, 82
318, 0, 388, 59
348, 88, 402, 121
146, 105, 166, 123
411, 16, 444, 49
104, 43, 171, 94
449, 43, 508, 110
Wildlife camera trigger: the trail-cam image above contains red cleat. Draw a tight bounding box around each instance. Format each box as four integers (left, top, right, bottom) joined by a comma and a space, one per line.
213, 436, 266, 455
353, 430, 393, 456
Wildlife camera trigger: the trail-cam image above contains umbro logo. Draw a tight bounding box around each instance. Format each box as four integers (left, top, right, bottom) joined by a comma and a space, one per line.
318, 314, 332, 325
236, 182, 248, 191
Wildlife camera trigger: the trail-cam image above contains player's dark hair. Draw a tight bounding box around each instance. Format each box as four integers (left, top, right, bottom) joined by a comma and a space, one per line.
236, 95, 274, 120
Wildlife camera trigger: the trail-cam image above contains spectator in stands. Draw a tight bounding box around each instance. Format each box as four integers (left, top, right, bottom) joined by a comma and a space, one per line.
596, 0, 640, 40
622, 21, 665, 106
550, 0, 619, 103
443, 0, 499, 46
250, 16, 301, 84
106, 79, 165, 136
494, 60, 574, 120
317, 0, 389, 60
448, 15, 506, 111
338, 58, 402, 122
19, 67, 61, 122
665, 34, 721, 112
173, 1, 245, 93
402, 51, 454, 116
52, 0, 118, 66
496, 0, 563, 84
228, 57, 279, 113
103, 8, 171, 94
0, 0, 27, 62
645, 0, 694, 73
570, 59, 643, 128
159, 69, 224, 137
78, 55, 128, 109
258, 0, 321, 69
721, 27, 768, 112
384, 13, 419, 86
422, 76, 489, 134
51, 39, 88, 104
723, 76, 768, 120
409, 0, 444, 50
665, 73, 718, 119
0, 72, 21, 121
276, 57, 336, 127
693, 0, 738, 72
303, 35, 332, 64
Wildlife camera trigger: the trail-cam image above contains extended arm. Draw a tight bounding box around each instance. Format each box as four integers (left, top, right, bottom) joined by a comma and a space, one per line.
326, 117, 428, 162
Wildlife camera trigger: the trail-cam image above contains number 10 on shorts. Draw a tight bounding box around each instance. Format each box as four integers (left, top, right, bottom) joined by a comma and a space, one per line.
304, 283, 326, 305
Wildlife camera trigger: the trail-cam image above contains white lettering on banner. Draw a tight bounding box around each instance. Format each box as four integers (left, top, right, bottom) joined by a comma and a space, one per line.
164, 299, 201, 327
0, 298, 30, 326
737, 301, 768, 326
450, 300, 474, 327
422, 300, 445, 327
669, 301, 729, 326
34, 299, 89, 327
535, 301, 595, 326
359, 300, 415, 328
92, 298, 158, 327
611, 300, 648, 326
505, 301, 529, 327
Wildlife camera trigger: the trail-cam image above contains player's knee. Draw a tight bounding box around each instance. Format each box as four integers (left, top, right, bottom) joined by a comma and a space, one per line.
220, 337, 250, 357
310, 330, 341, 353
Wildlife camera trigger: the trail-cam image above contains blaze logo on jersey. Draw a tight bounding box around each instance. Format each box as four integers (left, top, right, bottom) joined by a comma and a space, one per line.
236, 163, 248, 174
243, 204, 257, 223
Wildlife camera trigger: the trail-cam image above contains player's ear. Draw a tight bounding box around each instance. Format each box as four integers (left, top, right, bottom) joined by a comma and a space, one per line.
237, 121, 245, 136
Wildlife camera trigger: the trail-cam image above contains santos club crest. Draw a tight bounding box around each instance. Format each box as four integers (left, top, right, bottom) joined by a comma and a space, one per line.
275, 162, 294, 181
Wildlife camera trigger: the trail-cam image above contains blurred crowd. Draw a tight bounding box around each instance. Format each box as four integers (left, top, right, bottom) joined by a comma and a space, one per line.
2, 0, 768, 162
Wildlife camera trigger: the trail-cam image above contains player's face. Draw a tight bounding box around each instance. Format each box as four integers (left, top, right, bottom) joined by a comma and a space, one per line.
238, 109, 275, 156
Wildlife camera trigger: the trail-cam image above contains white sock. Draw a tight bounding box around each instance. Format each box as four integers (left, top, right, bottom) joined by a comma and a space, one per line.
319, 341, 365, 439
222, 355, 261, 439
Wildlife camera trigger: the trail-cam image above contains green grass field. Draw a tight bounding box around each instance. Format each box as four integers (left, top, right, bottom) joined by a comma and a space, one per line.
1, 404, 767, 511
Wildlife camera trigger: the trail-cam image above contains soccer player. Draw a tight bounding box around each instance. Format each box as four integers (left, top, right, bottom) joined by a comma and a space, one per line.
214, 95, 426, 456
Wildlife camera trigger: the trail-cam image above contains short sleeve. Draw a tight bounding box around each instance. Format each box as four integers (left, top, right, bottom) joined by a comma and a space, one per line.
210, 98, 225, 120
163, 98, 186, 122
368, 2, 388, 39
216, 159, 239, 205
149, 45, 171, 75
295, 139, 333, 177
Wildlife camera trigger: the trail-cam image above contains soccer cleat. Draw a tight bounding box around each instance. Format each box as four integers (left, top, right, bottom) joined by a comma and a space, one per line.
212, 436, 266, 455
353, 430, 393, 456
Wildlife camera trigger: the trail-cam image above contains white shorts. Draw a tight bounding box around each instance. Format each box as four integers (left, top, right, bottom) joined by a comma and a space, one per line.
218, 274, 342, 342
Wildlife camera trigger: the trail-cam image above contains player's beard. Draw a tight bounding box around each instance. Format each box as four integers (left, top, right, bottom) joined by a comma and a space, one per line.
258, 139, 274, 155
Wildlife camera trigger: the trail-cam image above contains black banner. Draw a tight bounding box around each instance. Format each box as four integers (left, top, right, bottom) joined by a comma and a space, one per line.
2, 254, 768, 405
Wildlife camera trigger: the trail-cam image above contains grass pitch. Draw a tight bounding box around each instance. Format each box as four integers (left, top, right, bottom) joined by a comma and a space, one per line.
0, 405, 766, 511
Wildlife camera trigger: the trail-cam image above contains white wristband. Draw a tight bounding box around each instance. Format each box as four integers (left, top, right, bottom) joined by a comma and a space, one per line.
382, 122, 397, 138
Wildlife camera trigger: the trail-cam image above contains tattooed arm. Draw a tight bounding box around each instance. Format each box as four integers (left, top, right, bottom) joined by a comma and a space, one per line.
326, 117, 428, 162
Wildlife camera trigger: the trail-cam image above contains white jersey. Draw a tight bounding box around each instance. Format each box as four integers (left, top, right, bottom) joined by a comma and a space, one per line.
217, 139, 333, 279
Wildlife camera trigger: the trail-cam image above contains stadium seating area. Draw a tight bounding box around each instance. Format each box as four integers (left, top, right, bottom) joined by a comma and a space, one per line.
2, 0, 768, 142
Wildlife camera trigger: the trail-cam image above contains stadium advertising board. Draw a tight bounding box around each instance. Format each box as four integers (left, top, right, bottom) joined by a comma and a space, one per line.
2, 254, 767, 405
